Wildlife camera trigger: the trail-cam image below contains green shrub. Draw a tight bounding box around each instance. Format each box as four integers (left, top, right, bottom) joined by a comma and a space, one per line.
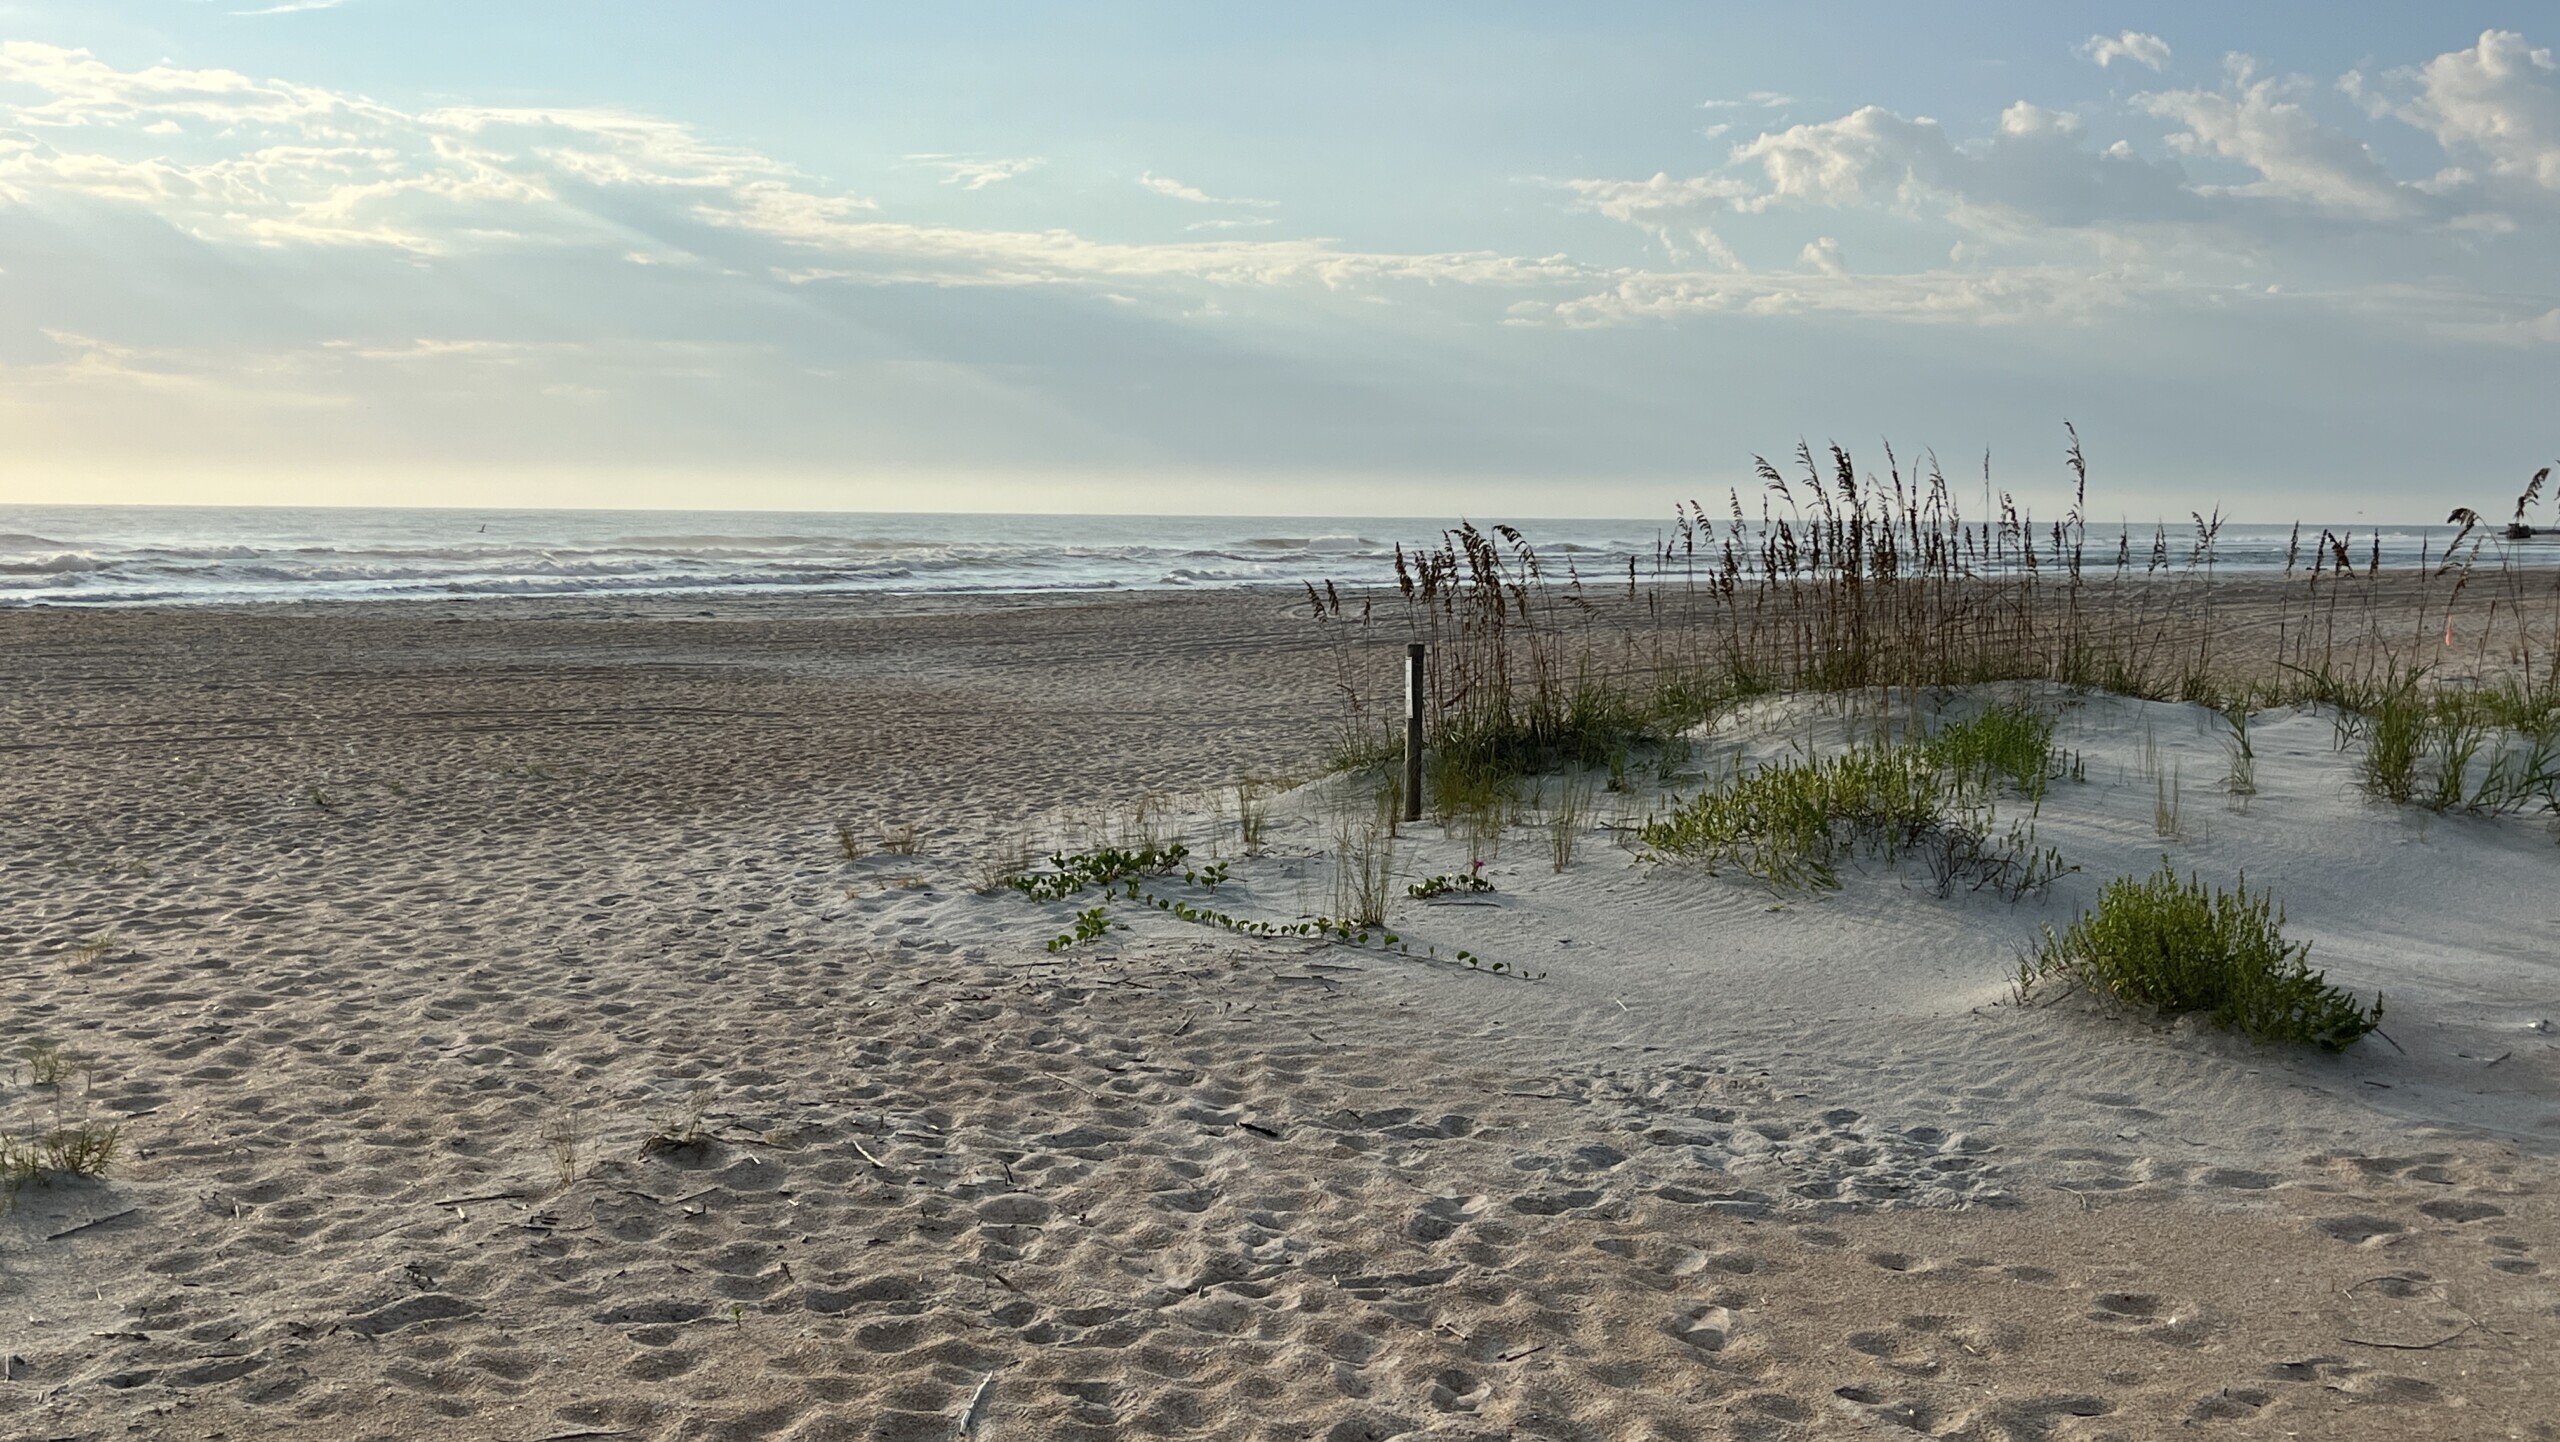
1641, 707, 2075, 896
1640, 744, 1947, 889
1923, 701, 2060, 797
2341, 668, 2560, 815
2022, 860, 2381, 1051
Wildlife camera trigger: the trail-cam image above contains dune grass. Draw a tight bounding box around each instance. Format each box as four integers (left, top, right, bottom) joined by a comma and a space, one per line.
2021, 859, 2382, 1051
1638, 701, 2071, 895
1310, 433, 2560, 829
1, 1122, 122, 1214
1921, 700, 2063, 797
1641, 743, 1947, 890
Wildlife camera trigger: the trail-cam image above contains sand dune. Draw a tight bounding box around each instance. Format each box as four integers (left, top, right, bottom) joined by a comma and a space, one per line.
3, 594, 2554, 1440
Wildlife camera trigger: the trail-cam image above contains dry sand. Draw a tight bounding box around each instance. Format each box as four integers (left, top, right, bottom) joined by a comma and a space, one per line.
2, 591, 2555, 1441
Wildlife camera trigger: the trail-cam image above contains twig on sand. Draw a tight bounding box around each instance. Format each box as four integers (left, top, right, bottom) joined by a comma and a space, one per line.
851, 1137, 889, 1169
959, 1370, 1001, 1436
2344, 1316, 2475, 1350
2372, 1028, 2407, 1055
46, 1208, 139, 1241
1237, 1120, 1284, 1140
2047, 1183, 2096, 1212
1500, 1343, 1549, 1362
432, 1190, 528, 1209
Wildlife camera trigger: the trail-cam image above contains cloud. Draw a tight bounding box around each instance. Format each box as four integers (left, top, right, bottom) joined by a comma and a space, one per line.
1138, 170, 1275, 207
2379, 30, 2560, 192
1537, 264, 2147, 328
2082, 31, 2172, 71
1730, 106, 1950, 211
1557, 173, 1750, 266
0, 44, 1569, 296
233, 0, 348, 13
1700, 91, 1797, 110
906, 154, 1043, 190
1545, 36, 2560, 333
1999, 101, 2082, 139
1561, 172, 1753, 222
2140, 58, 2414, 217
1718, 101, 2195, 234
7, 29, 2554, 374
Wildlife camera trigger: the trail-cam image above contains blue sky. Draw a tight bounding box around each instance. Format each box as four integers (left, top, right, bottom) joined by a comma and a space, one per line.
0, 3, 2553, 519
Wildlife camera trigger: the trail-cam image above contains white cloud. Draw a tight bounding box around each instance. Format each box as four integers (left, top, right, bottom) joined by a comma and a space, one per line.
0, 44, 1572, 296
234, 0, 348, 13
1999, 101, 2082, 139
2387, 30, 2560, 192
906, 154, 1042, 190
8, 31, 2555, 366
1558, 173, 1751, 266
1547, 43, 2560, 334
2082, 31, 2172, 71
2503, 306, 2560, 343
1138, 170, 1274, 207
1561, 172, 1753, 221
1540, 264, 2144, 328
1733, 106, 1934, 210
1700, 91, 1797, 110
2140, 59, 2414, 217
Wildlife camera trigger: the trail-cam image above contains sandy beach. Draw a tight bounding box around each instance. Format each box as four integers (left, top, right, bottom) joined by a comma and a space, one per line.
4, 589, 2556, 1442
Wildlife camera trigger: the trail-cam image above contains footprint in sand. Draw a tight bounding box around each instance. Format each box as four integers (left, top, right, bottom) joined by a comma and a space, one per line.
1506, 1187, 1604, 1216
1829, 1384, 1937, 1433
2186, 1386, 2273, 1422
2087, 1291, 2224, 1348
2416, 1197, 2505, 1224
1426, 1368, 1492, 1414
2312, 1214, 2407, 1245
2486, 1235, 2541, 1276
1845, 1328, 1940, 1378
1670, 1304, 1739, 1353
1407, 1193, 1488, 1242
2265, 1355, 2444, 1406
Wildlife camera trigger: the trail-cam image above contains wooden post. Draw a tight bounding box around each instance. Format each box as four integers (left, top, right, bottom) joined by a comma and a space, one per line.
1403, 642, 1426, 822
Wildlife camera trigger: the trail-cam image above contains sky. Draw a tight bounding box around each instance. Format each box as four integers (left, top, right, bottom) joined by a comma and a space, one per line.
0, 4, 2554, 521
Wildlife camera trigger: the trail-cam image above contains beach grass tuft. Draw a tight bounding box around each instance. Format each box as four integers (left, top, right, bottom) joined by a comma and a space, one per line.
1235, 780, 1272, 851
1332, 820, 1396, 929
1544, 779, 1592, 872
1, 1121, 121, 1214
1640, 743, 1950, 890
2021, 859, 2381, 1051
640, 1093, 711, 1158
545, 1111, 588, 1192
1922, 700, 2063, 798
19, 1039, 70, 1087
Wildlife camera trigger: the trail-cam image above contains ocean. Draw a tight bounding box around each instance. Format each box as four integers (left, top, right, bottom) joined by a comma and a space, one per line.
0, 505, 2508, 608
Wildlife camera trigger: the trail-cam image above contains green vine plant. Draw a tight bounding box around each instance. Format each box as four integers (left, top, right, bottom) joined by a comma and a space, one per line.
1408, 864, 1497, 899
1009, 846, 1536, 976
